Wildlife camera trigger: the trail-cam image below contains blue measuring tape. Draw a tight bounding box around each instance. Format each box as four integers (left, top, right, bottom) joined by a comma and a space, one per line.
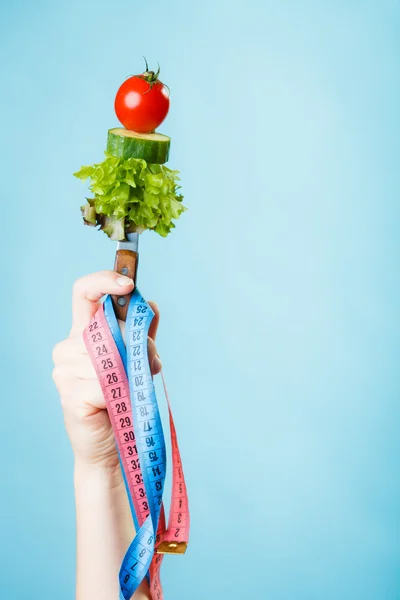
101, 290, 166, 599
85, 287, 188, 600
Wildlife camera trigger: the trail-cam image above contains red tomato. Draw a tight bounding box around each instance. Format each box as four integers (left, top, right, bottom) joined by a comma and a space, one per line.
115, 68, 170, 134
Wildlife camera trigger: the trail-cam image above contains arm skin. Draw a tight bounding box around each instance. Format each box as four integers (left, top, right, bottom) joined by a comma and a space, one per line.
52, 271, 161, 600
74, 461, 150, 600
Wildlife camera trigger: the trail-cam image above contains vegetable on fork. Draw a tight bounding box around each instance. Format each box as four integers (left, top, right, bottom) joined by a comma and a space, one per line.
74, 60, 186, 241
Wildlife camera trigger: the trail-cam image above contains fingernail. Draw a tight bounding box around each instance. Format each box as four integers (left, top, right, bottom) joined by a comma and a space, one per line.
152, 355, 162, 372
117, 276, 134, 286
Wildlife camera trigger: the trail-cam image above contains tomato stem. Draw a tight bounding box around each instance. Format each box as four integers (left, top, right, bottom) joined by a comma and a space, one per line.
133, 60, 164, 95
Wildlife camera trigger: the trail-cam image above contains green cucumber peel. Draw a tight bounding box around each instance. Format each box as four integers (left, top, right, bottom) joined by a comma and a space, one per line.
107, 128, 170, 163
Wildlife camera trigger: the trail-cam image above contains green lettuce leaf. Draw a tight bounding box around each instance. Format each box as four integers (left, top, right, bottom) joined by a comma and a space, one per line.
98, 215, 126, 241
74, 154, 186, 240
81, 199, 97, 226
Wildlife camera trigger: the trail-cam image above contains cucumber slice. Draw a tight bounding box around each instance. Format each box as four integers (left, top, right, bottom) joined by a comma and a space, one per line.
107, 128, 170, 164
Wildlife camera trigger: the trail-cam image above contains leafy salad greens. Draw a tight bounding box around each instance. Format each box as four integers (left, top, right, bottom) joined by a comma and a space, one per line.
74, 153, 186, 240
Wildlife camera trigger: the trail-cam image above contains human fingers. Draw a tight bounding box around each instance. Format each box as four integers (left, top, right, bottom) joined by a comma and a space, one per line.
148, 336, 162, 375
53, 374, 106, 412
70, 271, 134, 336
148, 301, 160, 342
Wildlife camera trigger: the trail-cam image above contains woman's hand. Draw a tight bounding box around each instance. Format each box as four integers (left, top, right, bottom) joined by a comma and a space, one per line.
52, 271, 157, 599
52, 270, 162, 471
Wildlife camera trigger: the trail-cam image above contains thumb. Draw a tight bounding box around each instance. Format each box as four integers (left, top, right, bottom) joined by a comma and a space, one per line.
69, 271, 134, 336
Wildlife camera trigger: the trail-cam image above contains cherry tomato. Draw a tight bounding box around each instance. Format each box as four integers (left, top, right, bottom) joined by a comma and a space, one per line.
114, 64, 170, 134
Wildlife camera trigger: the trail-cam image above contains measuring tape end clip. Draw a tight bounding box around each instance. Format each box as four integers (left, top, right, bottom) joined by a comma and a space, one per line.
156, 541, 188, 555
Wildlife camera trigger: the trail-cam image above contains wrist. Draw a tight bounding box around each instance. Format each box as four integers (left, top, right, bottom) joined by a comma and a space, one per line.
74, 457, 124, 491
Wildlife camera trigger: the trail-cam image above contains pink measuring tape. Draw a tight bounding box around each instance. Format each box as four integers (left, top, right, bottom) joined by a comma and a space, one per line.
83, 290, 190, 600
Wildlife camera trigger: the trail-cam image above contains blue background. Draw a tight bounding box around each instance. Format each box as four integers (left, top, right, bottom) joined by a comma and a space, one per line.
0, 1, 399, 598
